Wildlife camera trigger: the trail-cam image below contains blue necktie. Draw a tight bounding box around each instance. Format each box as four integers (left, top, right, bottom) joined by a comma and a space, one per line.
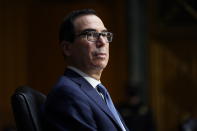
97, 84, 126, 131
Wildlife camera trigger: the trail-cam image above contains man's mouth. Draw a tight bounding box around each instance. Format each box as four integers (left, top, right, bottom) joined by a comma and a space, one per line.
94, 53, 106, 58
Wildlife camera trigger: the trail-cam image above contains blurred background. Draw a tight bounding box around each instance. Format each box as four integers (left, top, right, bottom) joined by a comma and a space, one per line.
0, 0, 197, 130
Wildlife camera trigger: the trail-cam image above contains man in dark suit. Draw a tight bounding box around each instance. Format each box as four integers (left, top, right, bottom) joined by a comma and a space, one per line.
42, 9, 129, 131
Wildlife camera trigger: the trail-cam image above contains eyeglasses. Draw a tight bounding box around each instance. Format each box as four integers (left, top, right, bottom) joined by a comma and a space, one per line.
76, 31, 113, 43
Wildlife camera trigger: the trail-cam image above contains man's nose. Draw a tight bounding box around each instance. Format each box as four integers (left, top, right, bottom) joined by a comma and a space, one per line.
96, 36, 106, 47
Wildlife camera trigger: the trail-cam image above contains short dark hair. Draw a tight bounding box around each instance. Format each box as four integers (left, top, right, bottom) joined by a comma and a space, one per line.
59, 9, 97, 43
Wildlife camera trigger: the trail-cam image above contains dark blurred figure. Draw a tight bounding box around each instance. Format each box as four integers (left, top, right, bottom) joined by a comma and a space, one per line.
179, 115, 197, 131
117, 85, 156, 131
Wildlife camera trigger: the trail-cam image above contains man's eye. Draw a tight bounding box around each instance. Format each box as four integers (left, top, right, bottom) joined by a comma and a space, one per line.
101, 33, 107, 37
86, 32, 93, 36
92, 32, 99, 37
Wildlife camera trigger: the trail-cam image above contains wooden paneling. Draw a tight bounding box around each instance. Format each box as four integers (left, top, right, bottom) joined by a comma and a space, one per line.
149, 40, 197, 131
0, 2, 28, 129
148, 0, 197, 130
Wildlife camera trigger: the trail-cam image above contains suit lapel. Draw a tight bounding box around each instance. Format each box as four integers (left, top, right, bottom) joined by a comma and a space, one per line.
80, 83, 117, 120
119, 113, 129, 131
64, 69, 122, 129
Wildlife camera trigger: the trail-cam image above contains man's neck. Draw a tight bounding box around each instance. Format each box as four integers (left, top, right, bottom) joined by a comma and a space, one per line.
67, 66, 103, 80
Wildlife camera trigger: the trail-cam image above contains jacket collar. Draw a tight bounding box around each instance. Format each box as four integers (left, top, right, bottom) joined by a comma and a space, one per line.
64, 69, 123, 129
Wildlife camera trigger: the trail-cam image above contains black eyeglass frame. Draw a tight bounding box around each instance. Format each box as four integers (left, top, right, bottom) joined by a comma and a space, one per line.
76, 31, 113, 43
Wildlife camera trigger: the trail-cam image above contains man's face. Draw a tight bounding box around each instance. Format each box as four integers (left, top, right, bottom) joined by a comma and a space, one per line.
66, 15, 109, 72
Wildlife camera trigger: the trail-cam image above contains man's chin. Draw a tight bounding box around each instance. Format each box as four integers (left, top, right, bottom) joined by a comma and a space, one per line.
94, 64, 107, 70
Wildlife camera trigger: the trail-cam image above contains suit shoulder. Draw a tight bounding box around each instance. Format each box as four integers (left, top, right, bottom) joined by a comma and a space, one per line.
47, 75, 86, 100
55, 75, 78, 87
52, 75, 79, 92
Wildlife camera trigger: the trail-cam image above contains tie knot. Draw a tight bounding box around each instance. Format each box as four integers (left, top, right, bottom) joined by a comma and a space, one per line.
97, 84, 108, 96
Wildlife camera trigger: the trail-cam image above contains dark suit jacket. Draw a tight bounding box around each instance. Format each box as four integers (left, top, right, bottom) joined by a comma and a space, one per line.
42, 69, 129, 131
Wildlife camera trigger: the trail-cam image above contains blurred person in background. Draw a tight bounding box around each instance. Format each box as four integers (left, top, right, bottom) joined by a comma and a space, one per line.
179, 114, 197, 131
117, 85, 155, 131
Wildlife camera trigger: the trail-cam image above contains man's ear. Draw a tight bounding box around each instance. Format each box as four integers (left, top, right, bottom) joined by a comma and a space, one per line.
60, 41, 72, 56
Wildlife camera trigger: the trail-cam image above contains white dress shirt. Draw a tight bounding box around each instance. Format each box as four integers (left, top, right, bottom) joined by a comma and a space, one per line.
67, 66, 101, 89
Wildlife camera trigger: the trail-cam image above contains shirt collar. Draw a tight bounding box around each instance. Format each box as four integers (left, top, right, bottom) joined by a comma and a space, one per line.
67, 66, 100, 89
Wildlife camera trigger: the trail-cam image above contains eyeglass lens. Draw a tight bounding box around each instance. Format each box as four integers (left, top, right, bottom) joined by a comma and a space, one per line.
86, 31, 113, 43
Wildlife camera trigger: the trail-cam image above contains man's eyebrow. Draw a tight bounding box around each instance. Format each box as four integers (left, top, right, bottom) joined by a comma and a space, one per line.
101, 29, 108, 32
80, 28, 108, 33
81, 29, 96, 33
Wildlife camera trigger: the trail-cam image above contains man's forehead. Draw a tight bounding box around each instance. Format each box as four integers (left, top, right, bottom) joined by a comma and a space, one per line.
73, 14, 107, 33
